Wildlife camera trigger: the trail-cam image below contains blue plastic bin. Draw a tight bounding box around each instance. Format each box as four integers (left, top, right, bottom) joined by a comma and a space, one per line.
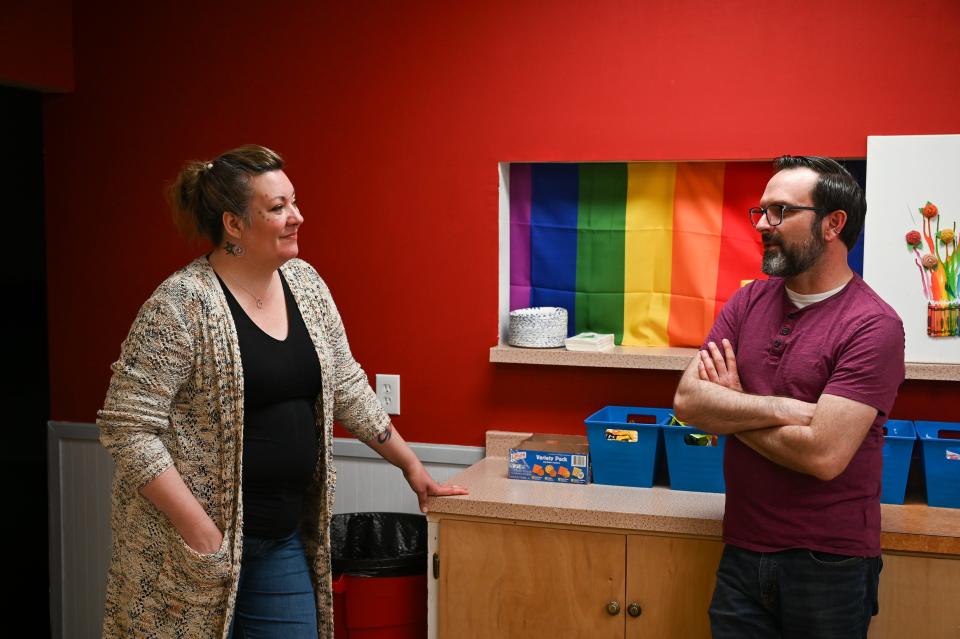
880, 419, 917, 504
661, 422, 726, 493
915, 421, 960, 508
585, 406, 670, 488
880, 420, 916, 505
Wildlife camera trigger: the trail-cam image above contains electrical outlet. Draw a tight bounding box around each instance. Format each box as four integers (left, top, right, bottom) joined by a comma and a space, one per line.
375, 374, 400, 415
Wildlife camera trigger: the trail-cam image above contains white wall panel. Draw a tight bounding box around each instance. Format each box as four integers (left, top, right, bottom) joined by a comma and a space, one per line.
48, 423, 483, 638
331, 438, 483, 514
48, 422, 114, 639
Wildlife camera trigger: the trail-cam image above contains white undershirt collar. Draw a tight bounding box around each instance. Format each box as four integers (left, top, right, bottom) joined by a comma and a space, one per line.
785, 281, 849, 309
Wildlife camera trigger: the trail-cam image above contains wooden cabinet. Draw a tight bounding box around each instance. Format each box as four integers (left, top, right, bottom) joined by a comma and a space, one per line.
869, 552, 960, 638
437, 518, 722, 638
625, 534, 723, 638
428, 454, 960, 638
434, 515, 960, 638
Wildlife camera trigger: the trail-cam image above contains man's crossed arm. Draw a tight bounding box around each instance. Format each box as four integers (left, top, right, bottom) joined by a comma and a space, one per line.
673, 339, 877, 481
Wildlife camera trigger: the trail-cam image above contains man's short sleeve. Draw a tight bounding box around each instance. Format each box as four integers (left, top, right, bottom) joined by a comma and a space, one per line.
822, 313, 905, 416
703, 284, 751, 351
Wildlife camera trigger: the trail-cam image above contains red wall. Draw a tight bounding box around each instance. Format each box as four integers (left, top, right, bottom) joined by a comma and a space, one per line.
0, 0, 73, 91
45, 0, 960, 445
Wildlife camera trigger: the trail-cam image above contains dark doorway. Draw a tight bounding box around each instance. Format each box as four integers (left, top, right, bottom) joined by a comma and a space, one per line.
0, 85, 51, 637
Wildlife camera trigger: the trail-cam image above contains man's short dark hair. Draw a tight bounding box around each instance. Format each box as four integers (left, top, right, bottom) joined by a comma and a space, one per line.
772, 155, 865, 250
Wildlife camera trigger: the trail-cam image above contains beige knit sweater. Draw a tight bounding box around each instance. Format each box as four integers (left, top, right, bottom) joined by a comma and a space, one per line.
97, 257, 390, 638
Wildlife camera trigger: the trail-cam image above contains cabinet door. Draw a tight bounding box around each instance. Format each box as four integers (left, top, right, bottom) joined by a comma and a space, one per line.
625, 534, 723, 639
869, 552, 960, 638
439, 519, 626, 639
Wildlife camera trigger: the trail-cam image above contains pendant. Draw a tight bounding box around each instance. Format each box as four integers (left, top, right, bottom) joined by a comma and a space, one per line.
256, 298, 263, 309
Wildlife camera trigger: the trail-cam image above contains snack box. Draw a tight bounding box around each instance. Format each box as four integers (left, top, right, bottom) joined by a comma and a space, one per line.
508, 434, 590, 484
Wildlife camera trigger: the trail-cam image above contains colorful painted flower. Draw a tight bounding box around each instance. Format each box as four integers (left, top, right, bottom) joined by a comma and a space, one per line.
921, 254, 939, 269
922, 202, 939, 218
939, 228, 955, 244
905, 230, 922, 247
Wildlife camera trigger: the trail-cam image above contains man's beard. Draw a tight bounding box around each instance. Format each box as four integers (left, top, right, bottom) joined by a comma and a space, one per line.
761, 224, 826, 277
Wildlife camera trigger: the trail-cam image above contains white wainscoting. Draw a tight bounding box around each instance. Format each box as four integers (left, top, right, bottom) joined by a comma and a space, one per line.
332, 438, 483, 514
47, 421, 482, 639
48, 422, 115, 639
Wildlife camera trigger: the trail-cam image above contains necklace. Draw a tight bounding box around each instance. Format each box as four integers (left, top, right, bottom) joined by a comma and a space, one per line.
228, 278, 269, 309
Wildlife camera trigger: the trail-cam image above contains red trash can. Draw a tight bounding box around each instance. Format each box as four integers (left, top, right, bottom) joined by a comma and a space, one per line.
331, 513, 427, 639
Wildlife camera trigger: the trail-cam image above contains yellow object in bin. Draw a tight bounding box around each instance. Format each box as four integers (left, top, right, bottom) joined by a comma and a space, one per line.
605, 428, 638, 442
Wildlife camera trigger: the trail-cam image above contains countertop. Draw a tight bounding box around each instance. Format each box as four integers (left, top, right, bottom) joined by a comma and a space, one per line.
426, 431, 960, 555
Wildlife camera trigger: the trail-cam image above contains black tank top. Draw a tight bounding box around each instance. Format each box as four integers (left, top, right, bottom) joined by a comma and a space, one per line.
218, 271, 322, 538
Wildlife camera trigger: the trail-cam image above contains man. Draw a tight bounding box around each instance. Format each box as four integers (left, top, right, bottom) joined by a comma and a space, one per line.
673, 155, 905, 638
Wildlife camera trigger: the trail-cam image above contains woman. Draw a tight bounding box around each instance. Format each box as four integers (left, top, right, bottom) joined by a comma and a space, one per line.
98, 144, 467, 638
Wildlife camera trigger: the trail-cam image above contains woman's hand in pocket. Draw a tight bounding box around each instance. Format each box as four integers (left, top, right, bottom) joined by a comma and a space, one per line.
180, 515, 224, 555
140, 467, 224, 555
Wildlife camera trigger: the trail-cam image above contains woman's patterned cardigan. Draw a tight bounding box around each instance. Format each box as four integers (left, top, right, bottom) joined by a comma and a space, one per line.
97, 257, 391, 638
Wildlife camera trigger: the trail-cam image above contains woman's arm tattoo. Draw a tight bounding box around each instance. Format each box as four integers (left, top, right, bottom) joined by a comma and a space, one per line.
377, 425, 393, 444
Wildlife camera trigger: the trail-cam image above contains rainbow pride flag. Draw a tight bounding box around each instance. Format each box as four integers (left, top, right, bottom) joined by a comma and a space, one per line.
509, 162, 771, 347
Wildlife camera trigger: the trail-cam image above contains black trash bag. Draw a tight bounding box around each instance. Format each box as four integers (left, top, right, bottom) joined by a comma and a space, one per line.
330, 512, 427, 577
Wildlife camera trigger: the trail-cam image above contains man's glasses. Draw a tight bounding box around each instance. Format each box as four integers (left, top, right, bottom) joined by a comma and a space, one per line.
748, 204, 823, 227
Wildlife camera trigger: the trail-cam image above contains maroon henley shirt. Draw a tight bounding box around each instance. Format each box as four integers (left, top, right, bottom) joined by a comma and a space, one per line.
705, 274, 905, 556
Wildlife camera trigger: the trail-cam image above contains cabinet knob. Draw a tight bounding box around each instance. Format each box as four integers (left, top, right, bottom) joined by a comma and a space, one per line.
628, 602, 642, 617
606, 601, 620, 616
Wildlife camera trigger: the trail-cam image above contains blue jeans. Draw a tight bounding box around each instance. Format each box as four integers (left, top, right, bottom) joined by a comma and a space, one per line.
709, 544, 881, 639
227, 530, 318, 639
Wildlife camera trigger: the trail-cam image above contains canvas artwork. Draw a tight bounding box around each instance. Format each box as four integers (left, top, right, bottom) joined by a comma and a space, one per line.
864, 134, 960, 363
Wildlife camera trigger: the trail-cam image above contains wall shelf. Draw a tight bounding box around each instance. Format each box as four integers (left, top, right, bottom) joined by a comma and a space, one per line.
489, 343, 960, 381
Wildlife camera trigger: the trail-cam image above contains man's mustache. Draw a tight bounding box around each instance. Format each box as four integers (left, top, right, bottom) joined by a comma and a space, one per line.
761, 233, 782, 248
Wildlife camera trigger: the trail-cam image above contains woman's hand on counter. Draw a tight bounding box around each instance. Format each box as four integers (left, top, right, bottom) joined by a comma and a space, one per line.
403, 462, 469, 513
363, 423, 469, 512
